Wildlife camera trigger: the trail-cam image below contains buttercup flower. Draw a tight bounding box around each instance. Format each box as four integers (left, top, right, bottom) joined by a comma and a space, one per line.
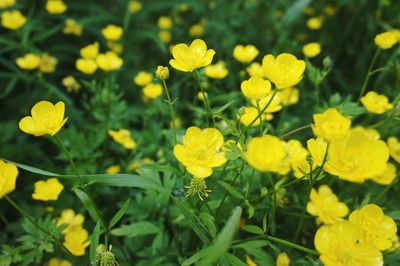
307, 16, 323, 30
48, 258, 72, 266
276, 252, 290, 266
80, 42, 99, 59
315, 221, 383, 266
374, 32, 397, 49
1, 10, 26, 30
158, 16, 173, 30
286, 139, 311, 178
107, 41, 123, 54
143, 83, 163, 100
96, 52, 123, 71
63, 19, 82, 36
312, 108, 351, 142
189, 23, 205, 37
134, 71, 153, 86
245, 255, 257, 266
238, 107, 260, 127
352, 126, 380, 140
129, 0, 142, 13
108, 129, 137, 149
39, 53, 58, 73
360, 91, 393, 114
19, 101, 68, 136
241, 77, 271, 101
169, 39, 215, 72
159, 30, 172, 43
303, 42, 321, 58
246, 62, 264, 78
278, 87, 299, 106
0, 160, 18, 199
106, 165, 120, 174
204, 61, 228, 79
76, 58, 97, 74
246, 135, 287, 173
233, 44, 259, 63
63, 226, 90, 256
32, 178, 64, 201
156, 66, 169, 80
16, 53, 40, 70
387, 137, 400, 163
0, 0, 15, 8
371, 163, 396, 185
349, 204, 397, 250
252, 93, 283, 115
62, 76, 81, 93
262, 53, 306, 89
45, 0, 67, 14
101, 24, 123, 41
173, 126, 227, 178
57, 209, 84, 233
307, 185, 349, 225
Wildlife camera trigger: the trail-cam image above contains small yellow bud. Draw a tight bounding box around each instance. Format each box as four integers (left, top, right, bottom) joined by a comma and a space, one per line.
156, 65, 170, 80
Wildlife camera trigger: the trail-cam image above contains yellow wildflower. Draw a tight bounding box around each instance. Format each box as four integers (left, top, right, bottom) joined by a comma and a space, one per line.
233, 44, 259, 64
189, 23, 205, 37
57, 209, 84, 233
156, 66, 169, 80
108, 129, 137, 149
387, 137, 400, 163
311, 108, 351, 142
63, 19, 82, 36
360, 91, 393, 114
129, 0, 142, 13
277, 87, 299, 106
134, 71, 153, 86
0, 160, 18, 199
16, 53, 41, 70
0, 0, 15, 8
204, 61, 228, 79
76, 58, 97, 74
96, 51, 123, 71
1, 10, 26, 30
371, 163, 396, 185
143, 83, 163, 100
276, 252, 290, 266
106, 165, 120, 174
238, 107, 260, 127
159, 30, 172, 43
374, 31, 397, 49
307, 16, 323, 30
45, 0, 67, 14
246, 62, 264, 78
48, 258, 72, 266
39, 53, 57, 73
158, 16, 173, 30
241, 77, 271, 101
303, 42, 321, 58
63, 226, 90, 256
32, 178, 64, 201
80, 42, 99, 59
101, 24, 123, 41
62, 76, 81, 93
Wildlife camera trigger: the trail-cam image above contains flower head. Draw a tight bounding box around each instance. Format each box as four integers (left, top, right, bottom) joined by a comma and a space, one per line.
106, 165, 120, 174
173, 126, 227, 178
96, 51, 123, 71
361, 91, 393, 114
80, 42, 99, 59
57, 209, 84, 233
387, 137, 400, 163
48, 258, 72, 266
307, 16, 323, 30
371, 163, 396, 186
39, 53, 57, 73
76, 58, 97, 74
0, 0, 15, 8
233, 44, 259, 63
238, 107, 260, 127
0, 160, 18, 199
204, 61, 228, 79
63, 226, 90, 256
45, 0, 67, 14
1, 10, 26, 30
374, 31, 397, 49
134, 71, 153, 86
32, 178, 64, 201
349, 204, 397, 250
16, 53, 41, 70
19, 101, 68, 136
156, 66, 170, 80
277, 87, 299, 106
303, 42, 321, 58
312, 108, 351, 142
276, 252, 290, 266
129, 0, 142, 13
262, 53, 306, 89
101, 24, 123, 41
246, 62, 264, 78
143, 83, 163, 100
108, 129, 137, 149
241, 77, 271, 101
169, 39, 215, 72
158, 16, 173, 30
62, 76, 81, 93
63, 19, 82, 36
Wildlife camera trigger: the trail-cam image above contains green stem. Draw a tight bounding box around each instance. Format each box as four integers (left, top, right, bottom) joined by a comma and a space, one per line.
358, 48, 381, 101
315, 82, 320, 108
161, 79, 178, 145
265, 236, 319, 256
373, 177, 398, 203
280, 124, 312, 139
266, 173, 276, 234
54, 135, 83, 184
255, 101, 263, 135
193, 70, 216, 127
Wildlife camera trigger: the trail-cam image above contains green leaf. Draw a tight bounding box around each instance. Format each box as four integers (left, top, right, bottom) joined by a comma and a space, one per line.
282, 0, 311, 25
212, 100, 235, 117
224, 253, 247, 266
217, 181, 245, 200
182, 247, 212, 266
73, 188, 102, 223
111, 221, 159, 237
233, 240, 270, 249
242, 225, 264, 235
197, 206, 242, 266
109, 199, 131, 229
89, 222, 101, 266
0, 159, 62, 177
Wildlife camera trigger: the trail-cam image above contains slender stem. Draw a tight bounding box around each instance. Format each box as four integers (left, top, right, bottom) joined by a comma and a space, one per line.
266, 173, 276, 234
280, 124, 312, 139
373, 177, 398, 203
358, 48, 381, 101
193, 70, 216, 127
161, 79, 178, 145
315, 82, 320, 108
54, 135, 83, 184
265, 236, 319, 256
255, 101, 263, 135
5, 195, 74, 257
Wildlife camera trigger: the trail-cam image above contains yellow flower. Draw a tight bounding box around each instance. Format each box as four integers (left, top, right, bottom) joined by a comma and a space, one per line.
197, 91, 208, 101
63, 226, 90, 256
374, 31, 397, 49
159, 30, 172, 43
277, 87, 299, 106
262, 53, 306, 89
303, 42, 321, 58
241, 77, 271, 101
108, 129, 137, 149
204, 61, 228, 79
233, 44, 259, 63
62, 76, 81, 93
352, 126, 380, 140
1, 10, 26, 30
0, 0, 15, 8
39, 53, 57, 73
315, 221, 383, 266
134, 71, 153, 86
324, 6, 337, 16
252, 93, 283, 114
101, 24, 123, 41
246, 62, 264, 78
311, 108, 351, 142
189, 23, 205, 37
129, 0, 142, 13
143, 83, 163, 100
76, 58, 97, 74
57, 209, 84, 233
63, 19, 82, 36
156, 66, 169, 80
169, 39, 215, 72
387, 137, 400, 163
107, 41, 123, 54
106, 165, 120, 174
16, 53, 40, 70
0, 160, 18, 199
245, 254, 257, 266
96, 51, 123, 71
306, 137, 328, 166
246, 135, 287, 173
307, 16, 323, 30
371, 163, 396, 185
45, 0, 67, 14
48, 258, 72, 266
19, 101, 68, 136
173, 126, 227, 178
360, 91, 393, 114
307, 185, 349, 225
349, 204, 397, 251
32, 178, 64, 201
286, 139, 311, 178
80, 42, 99, 59
276, 252, 290, 266
158, 16, 173, 29
238, 107, 260, 127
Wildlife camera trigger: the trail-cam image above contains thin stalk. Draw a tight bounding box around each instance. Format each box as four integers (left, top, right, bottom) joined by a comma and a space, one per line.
193, 70, 216, 127
358, 48, 381, 101
255, 101, 263, 135
161, 79, 178, 145
373, 178, 398, 203
54, 135, 83, 184
280, 124, 312, 139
